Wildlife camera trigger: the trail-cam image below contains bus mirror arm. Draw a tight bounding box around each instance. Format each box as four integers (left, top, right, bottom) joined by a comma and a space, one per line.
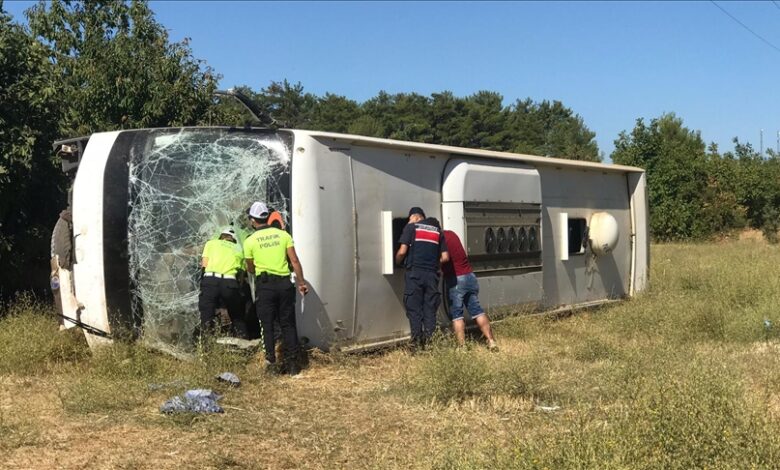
214, 88, 277, 127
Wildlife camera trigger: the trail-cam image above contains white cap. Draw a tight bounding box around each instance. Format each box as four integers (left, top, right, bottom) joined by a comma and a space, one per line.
248, 201, 269, 219
220, 227, 236, 238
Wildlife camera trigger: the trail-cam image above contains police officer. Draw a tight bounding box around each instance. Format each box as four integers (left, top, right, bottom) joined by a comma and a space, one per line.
243, 201, 308, 375
243, 207, 286, 346
395, 207, 449, 349
199, 227, 248, 338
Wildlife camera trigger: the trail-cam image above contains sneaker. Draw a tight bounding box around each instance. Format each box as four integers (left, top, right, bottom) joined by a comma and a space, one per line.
487, 341, 499, 352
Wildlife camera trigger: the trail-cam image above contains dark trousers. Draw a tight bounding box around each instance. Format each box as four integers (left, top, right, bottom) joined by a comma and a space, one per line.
199, 276, 248, 338
255, 277, 299, 365
404, 269, 441, 346
241, 281, 262, 340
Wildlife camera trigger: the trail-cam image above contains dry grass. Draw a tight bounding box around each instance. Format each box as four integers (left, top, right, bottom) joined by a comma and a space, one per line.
2, 238, 780, 468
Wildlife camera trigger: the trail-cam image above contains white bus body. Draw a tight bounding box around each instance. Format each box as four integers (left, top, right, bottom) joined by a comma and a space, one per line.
52, 128, 648, 353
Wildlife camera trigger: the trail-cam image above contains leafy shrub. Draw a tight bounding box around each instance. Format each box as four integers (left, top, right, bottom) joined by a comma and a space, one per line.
761, 205, 780, 244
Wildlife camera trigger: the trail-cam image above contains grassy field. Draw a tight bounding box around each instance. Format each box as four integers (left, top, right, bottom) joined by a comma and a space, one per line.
2, 239, 780, 469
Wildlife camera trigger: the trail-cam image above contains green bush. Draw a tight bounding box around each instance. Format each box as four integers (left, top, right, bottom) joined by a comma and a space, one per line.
761, 205, 780, 244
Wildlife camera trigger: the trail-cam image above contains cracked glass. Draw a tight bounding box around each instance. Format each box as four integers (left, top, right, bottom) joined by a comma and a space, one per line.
126, 128, 291, 352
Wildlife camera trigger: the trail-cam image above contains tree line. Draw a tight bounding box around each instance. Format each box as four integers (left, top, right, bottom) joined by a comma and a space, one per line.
1, 0, 778, 297
613, 115, 780, 242
217, 82, 601, 162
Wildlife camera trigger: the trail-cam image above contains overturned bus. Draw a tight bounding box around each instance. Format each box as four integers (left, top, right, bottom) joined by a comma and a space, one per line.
50, 127, 649, 354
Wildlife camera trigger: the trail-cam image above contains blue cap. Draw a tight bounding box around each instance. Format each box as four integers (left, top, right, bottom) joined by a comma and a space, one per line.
408, 207, 425, 218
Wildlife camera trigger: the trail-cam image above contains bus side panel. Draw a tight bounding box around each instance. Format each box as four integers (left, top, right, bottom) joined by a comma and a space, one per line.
538, 167, 632, 307
474, 272, 545, 314
290, 134, 357, 351
347, 145, 450, 344
628, 172, 649, 294
291, 131, 642, 350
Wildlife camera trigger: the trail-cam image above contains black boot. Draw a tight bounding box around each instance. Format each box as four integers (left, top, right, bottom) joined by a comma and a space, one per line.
264, 361, 284, 376
286, 362, 301, 376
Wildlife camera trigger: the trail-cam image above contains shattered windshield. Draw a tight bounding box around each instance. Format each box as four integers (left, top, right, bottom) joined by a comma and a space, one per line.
126, 128, 291, 352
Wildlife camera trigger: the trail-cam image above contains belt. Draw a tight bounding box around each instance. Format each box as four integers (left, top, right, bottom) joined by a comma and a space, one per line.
204, 272, 236, 279
407, 267, 439, 273
257, 273, 289, 281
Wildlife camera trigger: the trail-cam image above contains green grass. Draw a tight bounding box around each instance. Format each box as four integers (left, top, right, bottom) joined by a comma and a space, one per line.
436, 349, 780, 469
0, 296, 251, 416
423, 240, 780, 468
399, 339, 557, 406
0, 295, 89, 375
2, 239, 780, 468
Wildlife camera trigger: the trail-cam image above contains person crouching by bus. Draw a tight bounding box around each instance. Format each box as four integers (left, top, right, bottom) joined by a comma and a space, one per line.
244, 202, 309, 376
199, 227, 248, 339
395, 207, 449, 349
441, 229, 497, 350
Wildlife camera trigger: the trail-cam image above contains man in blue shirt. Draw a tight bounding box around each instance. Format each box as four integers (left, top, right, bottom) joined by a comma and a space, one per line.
395, 207, 449, 348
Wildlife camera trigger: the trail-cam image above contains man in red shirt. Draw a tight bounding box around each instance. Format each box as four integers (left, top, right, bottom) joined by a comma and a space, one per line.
441, 229, 497, 349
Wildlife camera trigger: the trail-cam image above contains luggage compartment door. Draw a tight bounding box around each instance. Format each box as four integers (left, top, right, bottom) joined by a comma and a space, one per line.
441, 158, 545, 309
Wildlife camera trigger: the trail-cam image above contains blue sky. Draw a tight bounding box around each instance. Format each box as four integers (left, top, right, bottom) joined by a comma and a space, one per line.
5, 1, 780, 158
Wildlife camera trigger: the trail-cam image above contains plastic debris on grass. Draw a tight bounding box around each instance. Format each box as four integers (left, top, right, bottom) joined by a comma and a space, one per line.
216, 372, 241, 387
535, 405, 561, 413
160, 389, 224, 414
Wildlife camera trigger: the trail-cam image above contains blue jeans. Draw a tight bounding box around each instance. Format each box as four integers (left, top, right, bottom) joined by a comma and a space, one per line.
447, 272, 484, 321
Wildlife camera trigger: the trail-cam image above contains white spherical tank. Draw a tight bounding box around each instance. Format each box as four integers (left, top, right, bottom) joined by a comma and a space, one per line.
588, 212, 619, 256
